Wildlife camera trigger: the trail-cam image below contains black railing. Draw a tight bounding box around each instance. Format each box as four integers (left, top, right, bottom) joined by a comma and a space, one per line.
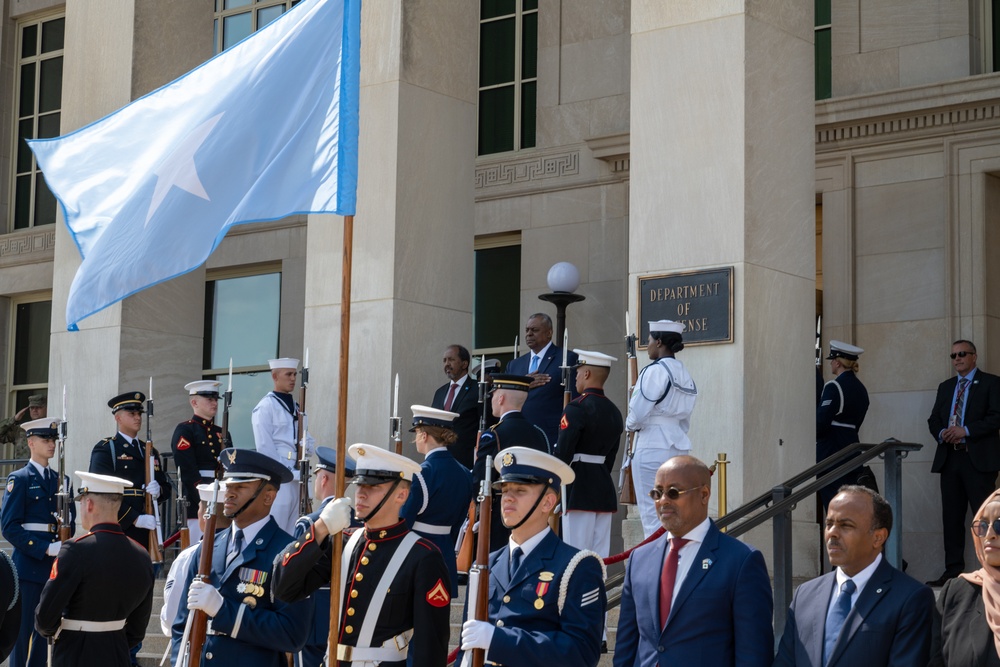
607, 438, 921, 635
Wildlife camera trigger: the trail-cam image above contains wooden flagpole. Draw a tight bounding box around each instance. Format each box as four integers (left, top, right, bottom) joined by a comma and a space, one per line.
328, 213, 354, 662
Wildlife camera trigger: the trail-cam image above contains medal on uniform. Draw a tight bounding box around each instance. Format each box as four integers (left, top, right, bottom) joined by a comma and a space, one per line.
239, 567, 268, 597
534, 576, 551, 609
243, 596, 257, 609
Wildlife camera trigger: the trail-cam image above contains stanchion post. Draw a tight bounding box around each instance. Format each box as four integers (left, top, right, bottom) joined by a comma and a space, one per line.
715, 452, 728, 530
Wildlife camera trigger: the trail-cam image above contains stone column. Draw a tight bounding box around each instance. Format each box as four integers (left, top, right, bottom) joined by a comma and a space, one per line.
50, 0, 213, 477
305, 1, 478, 453
629, 3, 817, 573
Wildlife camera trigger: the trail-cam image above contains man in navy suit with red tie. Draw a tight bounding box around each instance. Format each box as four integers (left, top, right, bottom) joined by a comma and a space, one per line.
506, 314, 578, 446
613, 455, 773, 667
431, 345, 480, 469
927, 339, 1000, 586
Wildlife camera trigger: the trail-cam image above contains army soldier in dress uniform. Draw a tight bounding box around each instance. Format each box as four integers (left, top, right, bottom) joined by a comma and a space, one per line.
171, 380, 232, 542
169, 448, 311, 666
475, 374, 550, 551
273, 444, 451, 667
458, 447, 606, 667
291, 446, 356, 667
401, 405, 474, 596
35, 471, 155, 667
0, 418, 74, 667
89, 391, 171, 548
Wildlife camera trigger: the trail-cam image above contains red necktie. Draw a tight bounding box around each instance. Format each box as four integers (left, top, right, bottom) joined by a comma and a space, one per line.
444, 383, 459, 411
659, 537, 689, 627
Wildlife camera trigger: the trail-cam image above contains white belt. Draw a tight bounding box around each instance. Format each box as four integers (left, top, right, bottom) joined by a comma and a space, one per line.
22, 523, 56, 533
413, 521, 451, 535
198, 470, 215, 478
571, 454, 605, 464
336, 630, 412, 662
830, 421, 857, 429
60, 618, 125, 632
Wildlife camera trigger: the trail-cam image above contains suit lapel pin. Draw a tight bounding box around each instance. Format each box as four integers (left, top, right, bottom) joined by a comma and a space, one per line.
876, 588, 882, 594
702, 558, 712, 570
256, 538, 263, 545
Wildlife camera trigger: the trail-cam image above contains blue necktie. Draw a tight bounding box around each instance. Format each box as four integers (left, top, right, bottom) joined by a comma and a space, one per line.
528, 355, 540, 373
823, 579, 856, 665
509, 546, 523, 579
228, 529, 244, 565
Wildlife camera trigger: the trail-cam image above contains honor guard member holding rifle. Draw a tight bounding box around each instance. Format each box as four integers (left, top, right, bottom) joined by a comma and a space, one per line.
273, 444, 451, 667
170, 448, 310, 665
88, 391, 171, 549
457, 447, 606, 667
35, 471, 155, 667
171, 380, 232, 542
401, 405, 474, 596
290, 446, 357, 667
0, 418, 75, 667
252, 358, 315, 533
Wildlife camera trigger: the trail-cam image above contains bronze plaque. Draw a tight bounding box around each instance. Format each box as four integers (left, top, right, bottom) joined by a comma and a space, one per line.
638, 267, 733, 347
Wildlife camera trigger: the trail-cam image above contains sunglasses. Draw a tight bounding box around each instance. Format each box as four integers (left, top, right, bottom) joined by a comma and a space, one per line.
648, 485, 702, 501
951, 351, 974, 359
972, 519, 1000, 537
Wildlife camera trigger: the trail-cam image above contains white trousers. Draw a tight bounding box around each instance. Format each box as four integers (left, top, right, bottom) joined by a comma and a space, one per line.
562, 511, 612, 557
631, 444, 686, 538
271, 480, 301, 534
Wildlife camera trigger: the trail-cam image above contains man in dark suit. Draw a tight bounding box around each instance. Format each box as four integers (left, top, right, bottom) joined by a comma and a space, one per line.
431, 345, 480, 469
613, 455, 773, 667
927, 339, 1000, 586
774, 486, 935, 667
506, 313, 578, 445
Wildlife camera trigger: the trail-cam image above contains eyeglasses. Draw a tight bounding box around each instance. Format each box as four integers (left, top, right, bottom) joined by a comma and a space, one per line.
951, 351, 974, 359
972, 519, 1000, 537
648, 485, 702, 501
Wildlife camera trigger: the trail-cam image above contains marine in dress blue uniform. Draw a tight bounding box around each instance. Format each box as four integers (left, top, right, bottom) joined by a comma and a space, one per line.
170, 448, 311, 666
458, 447, 606, 667
274, 444, 451, 667
291, 446, 357, 667
88, 391, 171, 550
35, 471, 154, 667
817, 341, 871, 508
0, 418, 74, 667
401, 406, 474, 595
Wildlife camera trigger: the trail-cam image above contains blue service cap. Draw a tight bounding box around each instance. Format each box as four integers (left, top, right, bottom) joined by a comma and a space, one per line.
315, 446, 355, 477
493, 446, 575, 488
108, 391, 145, 413
219, 448, 293, 486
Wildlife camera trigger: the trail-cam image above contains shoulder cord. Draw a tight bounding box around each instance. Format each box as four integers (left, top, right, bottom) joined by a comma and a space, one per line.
1, 551, 18, 610
557, 550, 606, 615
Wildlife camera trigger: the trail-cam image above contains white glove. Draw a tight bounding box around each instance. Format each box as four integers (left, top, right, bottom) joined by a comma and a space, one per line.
460, 620, 495, 650
187, 580, 224, 617
319, 497, 354, 536
145, 480, 161, 499
134, 514, 157, 531
46, 541, 61, 557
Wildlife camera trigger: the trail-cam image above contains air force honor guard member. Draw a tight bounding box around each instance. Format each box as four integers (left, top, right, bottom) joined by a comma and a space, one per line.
89, 391, 171, 549
290, 446, 356, 667
252, 358, 315, 533
402, 405, 474, 596
35, 471, 154, 667
458, 447, 607, 667
171, 380, 232, 542
0, 418, 74, 667
170, 448, 311, 666
273, 444, 452, 667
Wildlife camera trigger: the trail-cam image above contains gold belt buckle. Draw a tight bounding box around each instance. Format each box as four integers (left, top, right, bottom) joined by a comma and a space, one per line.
337, 645, 352, 661
393, 633, 409, 652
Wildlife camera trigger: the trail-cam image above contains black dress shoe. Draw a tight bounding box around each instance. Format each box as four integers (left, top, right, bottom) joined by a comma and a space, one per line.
601, 641, 608, 654
925, 572, 958, 587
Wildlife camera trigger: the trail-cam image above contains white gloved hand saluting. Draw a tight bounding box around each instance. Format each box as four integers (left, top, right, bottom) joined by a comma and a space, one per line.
144, 480, 161, 499
134, 514, 157, 531
46, 541, 61, 557
460, 620, 495, 650
319, 497, 354, 536
187, 580, 224, 617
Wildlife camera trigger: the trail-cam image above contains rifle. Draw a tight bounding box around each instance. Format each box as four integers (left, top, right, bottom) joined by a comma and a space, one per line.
619, 311, 638, 505
457, 356, 488, 575
561, 328, 572, 409
465, 455, 493, 667
145, 378, 164, 564
183, 363, 231, 667
56, 386, 71, 542
297, 351, 313, 516
177, 467, 191, 550
390, 373, 401, 455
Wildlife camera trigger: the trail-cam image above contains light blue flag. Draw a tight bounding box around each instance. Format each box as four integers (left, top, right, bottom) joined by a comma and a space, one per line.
28, 0, 361, 331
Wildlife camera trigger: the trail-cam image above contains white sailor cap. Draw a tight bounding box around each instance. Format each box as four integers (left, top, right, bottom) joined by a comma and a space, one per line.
76, 471, 132, 495
649, 320, 685, 334
826, 341, 864, 361
348, 444, 422, 484
196, 482, 227, 504
268, 358, 300, 370
573, 349, 617, 368
22, 418, 61, 439
185, 380, 221, 397
493, 446, 575, 487
409, 405, 459, 431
